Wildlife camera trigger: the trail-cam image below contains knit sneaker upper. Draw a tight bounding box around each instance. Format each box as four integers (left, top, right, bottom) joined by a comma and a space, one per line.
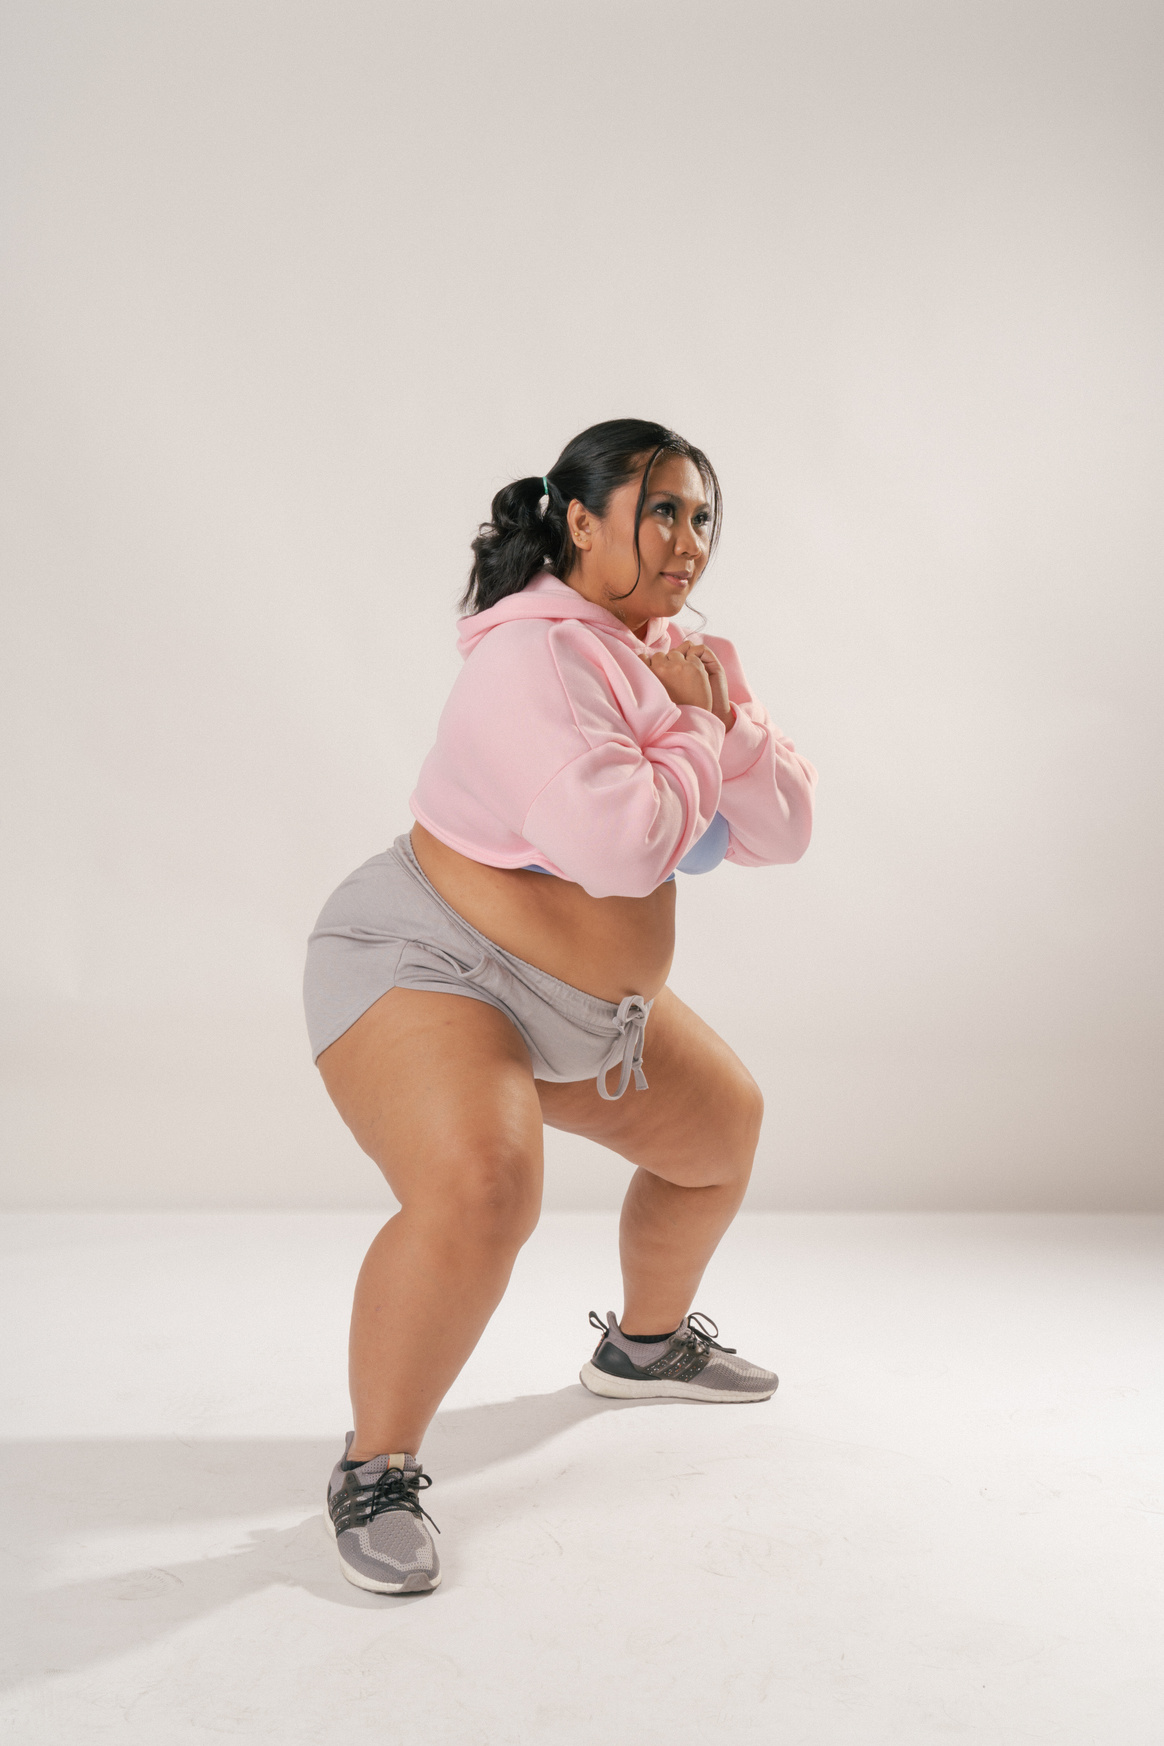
326, 1438, 440, 1591
590, 1310, 778, 1395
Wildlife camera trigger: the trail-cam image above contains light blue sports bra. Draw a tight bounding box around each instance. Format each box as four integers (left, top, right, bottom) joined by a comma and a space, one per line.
520, 809, 730, 884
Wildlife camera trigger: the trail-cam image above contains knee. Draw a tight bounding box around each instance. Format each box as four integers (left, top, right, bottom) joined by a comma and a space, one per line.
713, 1065, 764, 1160
657, 1071, 763, 1191
430, 1147, 542, 1251
704, 1071, 764, 1189
737, 1073, 764, 1151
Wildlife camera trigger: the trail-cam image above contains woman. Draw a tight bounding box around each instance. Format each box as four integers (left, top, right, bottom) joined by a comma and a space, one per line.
303, 418, 817, 1595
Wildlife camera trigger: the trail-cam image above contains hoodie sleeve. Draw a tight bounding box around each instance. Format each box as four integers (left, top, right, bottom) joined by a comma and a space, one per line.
520, 622, 726, 898
698, 635, 818, 867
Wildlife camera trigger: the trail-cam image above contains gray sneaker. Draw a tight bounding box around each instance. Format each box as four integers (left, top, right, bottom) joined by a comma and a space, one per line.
325, 1434, 441, 1594
579, 1310, 778, 1403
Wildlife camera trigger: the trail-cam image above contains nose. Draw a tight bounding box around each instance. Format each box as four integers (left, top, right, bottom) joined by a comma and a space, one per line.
673, 514, 704, 561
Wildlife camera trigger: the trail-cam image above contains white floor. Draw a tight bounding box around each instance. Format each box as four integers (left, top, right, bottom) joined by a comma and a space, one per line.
1, 1212, 1162, 1744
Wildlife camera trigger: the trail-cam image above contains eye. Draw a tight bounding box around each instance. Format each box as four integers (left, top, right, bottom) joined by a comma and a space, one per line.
694, 510, 711, 528
652, 501, 676, 518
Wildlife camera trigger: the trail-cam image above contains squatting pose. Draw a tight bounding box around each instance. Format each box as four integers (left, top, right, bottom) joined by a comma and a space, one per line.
303, 418, 818, 1593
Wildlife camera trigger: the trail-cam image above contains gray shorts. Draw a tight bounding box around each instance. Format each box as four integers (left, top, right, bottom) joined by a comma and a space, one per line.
302, 833, 653, 1100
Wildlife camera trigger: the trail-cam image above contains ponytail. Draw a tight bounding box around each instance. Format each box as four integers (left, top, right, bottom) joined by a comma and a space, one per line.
461, 475, 573, 613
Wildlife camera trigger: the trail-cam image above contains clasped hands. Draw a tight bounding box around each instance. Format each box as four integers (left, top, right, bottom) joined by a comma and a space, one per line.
636, 640, 735, 733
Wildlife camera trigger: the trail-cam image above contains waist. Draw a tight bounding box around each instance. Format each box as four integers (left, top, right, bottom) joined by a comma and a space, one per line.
408, 822, 676, 1004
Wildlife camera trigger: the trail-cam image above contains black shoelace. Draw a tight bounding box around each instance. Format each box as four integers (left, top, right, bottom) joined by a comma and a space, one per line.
341, 1465, 440, 1536
683, 1312, 737, 1355
590, 1309, 738, 1356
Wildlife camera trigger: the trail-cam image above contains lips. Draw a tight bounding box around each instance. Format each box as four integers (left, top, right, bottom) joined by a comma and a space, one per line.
660, 572, 692, 588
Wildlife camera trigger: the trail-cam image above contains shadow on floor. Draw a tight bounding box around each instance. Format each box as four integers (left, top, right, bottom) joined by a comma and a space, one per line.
0, 1385, 655, 1687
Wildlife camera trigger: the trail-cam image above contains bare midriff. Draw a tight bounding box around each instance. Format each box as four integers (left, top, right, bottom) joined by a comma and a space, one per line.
408, 821, 676, 1005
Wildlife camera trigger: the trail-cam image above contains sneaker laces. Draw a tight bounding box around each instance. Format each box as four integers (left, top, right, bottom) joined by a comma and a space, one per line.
589, 1308, 737, 1355
682, 1312, 737, 1356
345, 1465, 441, 1536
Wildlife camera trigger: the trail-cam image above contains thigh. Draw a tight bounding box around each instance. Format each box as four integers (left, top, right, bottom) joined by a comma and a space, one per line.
536, 985, 764, 1187
317, 987, 545, 1209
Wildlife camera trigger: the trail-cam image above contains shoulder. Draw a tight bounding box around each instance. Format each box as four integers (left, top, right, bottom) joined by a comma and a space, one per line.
464, 615, 608, 655
456, 618, 645, 738
459, 616, 560, 683
465, 615, 626, 680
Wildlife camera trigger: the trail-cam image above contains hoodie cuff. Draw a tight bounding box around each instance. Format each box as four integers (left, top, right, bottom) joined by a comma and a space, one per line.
672, 702, 727, 754
717, 705, 768, 781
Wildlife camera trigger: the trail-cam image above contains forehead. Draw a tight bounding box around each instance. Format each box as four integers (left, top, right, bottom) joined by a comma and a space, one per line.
642, 452, 708, 503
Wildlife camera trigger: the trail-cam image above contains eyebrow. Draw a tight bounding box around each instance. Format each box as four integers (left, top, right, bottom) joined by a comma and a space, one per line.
646, 489, 711, 510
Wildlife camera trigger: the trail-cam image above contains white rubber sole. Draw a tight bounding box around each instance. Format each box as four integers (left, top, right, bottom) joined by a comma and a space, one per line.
322, 1506, 441, 1594
578, 1360, 778, 1404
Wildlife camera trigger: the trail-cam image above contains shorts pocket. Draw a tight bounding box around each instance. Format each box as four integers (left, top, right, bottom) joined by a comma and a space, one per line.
394, 937, 491, 988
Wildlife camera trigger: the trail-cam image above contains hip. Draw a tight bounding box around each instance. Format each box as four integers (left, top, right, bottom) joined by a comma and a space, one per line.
303, 834, 655, 1097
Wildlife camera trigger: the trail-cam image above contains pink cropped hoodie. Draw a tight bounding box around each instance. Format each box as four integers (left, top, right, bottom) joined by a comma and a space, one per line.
409, 572, 817, 900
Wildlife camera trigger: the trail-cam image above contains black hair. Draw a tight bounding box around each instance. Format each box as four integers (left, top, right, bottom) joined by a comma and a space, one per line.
459, 418, 722, 616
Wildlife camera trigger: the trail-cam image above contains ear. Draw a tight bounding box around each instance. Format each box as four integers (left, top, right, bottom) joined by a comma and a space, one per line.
566, 497, 595, 553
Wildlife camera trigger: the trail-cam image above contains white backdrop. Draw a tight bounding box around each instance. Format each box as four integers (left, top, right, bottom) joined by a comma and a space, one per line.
2, 0, 1161, 1209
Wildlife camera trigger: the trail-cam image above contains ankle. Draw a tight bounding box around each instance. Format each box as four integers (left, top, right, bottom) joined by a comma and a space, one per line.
618, 1312, 684, 1339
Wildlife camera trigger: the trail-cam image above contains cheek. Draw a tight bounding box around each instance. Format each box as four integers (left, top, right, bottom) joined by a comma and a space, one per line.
639, 519, 672, 555
606, 514, 640, 560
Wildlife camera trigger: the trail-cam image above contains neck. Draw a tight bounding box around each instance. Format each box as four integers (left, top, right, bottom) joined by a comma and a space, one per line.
560, 574, 650, 640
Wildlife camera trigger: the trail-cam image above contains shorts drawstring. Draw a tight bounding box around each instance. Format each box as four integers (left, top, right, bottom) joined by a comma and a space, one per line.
596, 995, 652, 1101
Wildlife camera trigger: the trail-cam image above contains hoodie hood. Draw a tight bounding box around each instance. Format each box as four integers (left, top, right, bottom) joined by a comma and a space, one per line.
456, 572, 678, 661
